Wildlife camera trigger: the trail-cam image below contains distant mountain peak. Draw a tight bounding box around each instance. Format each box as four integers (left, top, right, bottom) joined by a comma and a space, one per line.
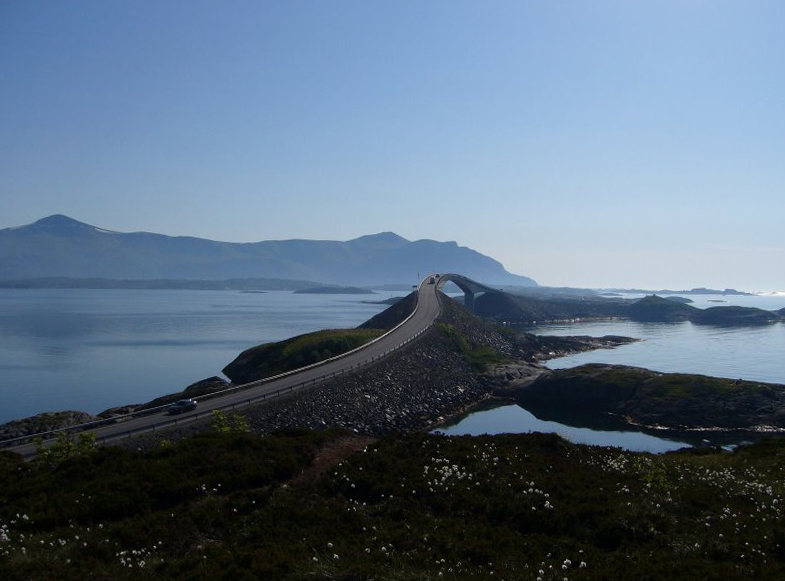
347, 231, 410, 248
35, 215, 88, 227
26, 215, 115, 234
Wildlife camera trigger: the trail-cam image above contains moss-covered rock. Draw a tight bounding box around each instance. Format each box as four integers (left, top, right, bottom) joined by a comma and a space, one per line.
223, 329, 384, 384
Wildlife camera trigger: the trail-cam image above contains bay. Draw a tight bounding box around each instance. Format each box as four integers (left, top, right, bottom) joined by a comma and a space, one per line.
435, 403, 692, 453
444, 293, 785, 451
0, 289, 401, 424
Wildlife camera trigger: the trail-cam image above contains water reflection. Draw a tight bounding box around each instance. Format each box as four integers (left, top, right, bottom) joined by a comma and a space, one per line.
523, 320, 785, 385
435, 403, 692, 453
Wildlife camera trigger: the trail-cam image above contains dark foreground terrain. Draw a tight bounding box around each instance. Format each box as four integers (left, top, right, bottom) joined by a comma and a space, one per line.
2, 428, 784, 580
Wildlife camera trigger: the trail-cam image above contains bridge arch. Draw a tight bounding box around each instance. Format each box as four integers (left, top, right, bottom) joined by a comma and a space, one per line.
434, 273, 503, 312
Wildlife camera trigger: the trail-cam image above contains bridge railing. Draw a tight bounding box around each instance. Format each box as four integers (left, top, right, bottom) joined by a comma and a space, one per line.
0, 284, 433, 450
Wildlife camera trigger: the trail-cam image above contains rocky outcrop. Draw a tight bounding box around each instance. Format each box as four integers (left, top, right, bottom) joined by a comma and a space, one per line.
358, 292, 417, 331
223, 330, 382, 385
481, 363, 544, 393
97, 376, 231, 418
626, 295, 696, 322
691, 306, 780, 325
515, 364, 785, 431
97, 405, 139, 419
136, 376, 230, 411
0, 411, 97, 441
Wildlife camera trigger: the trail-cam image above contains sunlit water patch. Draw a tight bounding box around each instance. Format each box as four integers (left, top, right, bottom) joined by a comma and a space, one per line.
0, 289, 403, 423
434, 404, 692, 453
528, 320, 785, 385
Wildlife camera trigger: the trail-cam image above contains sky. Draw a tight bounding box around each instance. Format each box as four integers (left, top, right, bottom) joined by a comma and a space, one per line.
1, 0, 783, 291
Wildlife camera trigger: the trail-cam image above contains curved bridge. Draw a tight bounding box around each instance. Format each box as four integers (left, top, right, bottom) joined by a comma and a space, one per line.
435, 273, 504, 312
4, 273, 501, 457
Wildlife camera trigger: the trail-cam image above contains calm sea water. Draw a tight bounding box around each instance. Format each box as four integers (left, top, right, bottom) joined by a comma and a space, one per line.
436, 404, 692, 453
439, 294, 785, 450
0, 289, 402, 424
534, 295, 785, 384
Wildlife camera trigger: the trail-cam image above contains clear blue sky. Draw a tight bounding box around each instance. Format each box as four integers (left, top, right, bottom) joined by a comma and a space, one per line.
1, 1, 783, 290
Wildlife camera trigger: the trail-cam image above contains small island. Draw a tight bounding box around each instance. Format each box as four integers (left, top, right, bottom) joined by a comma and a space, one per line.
514, 363, 785, 432
294, 286, 375, 295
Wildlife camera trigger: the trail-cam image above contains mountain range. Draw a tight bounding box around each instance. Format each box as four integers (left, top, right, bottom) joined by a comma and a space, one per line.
0, 215, 536, 287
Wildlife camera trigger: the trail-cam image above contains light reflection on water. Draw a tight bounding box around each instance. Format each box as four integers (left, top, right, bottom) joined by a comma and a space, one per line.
526, 320, 785, 385
0, 289, 401, 423
435, 404, 692, 453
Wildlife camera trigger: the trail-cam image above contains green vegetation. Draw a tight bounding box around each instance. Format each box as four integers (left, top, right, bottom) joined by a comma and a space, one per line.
223, 328, 384, 384
640, 373, 760, 400
32, 432, 97, 468
522, 364, 783, 430
211, 410, 251, 434
2, 430, 784, 580
438, 323, 505, 372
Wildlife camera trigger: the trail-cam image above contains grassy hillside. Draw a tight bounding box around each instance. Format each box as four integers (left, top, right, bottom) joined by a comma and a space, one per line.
1, 430, 784, 580
223, 329, 384, 384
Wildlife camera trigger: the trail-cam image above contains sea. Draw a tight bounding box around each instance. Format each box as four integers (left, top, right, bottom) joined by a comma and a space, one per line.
0, 289, 403, 425
440, 292, 785, 451
1, 289, 784, 452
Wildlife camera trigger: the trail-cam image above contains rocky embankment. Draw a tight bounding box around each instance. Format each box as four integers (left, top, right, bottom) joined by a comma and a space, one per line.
514, 363, 785, 432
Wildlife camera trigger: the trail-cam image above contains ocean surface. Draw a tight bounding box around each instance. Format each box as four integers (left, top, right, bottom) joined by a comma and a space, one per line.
0, 289, 402, 424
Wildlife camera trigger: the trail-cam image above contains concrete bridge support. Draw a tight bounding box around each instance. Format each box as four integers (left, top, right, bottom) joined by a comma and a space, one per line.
463, 290, 475, 311
437, 273, 501, 314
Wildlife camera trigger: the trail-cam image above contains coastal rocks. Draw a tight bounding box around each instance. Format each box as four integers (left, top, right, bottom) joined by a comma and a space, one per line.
135, 376, 230, 411
514, 333, 636, 362
481, 363, 544, 393
97, 405, 139, 419
0, 411, 97, 441
183, 376, 230, 396
98, 376, 231, 418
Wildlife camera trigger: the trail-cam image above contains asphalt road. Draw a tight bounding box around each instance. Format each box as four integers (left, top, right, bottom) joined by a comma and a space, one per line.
6, 275, 444, 458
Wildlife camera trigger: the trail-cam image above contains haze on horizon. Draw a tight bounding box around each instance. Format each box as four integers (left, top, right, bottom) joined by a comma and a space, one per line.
1, 1, 783, 292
